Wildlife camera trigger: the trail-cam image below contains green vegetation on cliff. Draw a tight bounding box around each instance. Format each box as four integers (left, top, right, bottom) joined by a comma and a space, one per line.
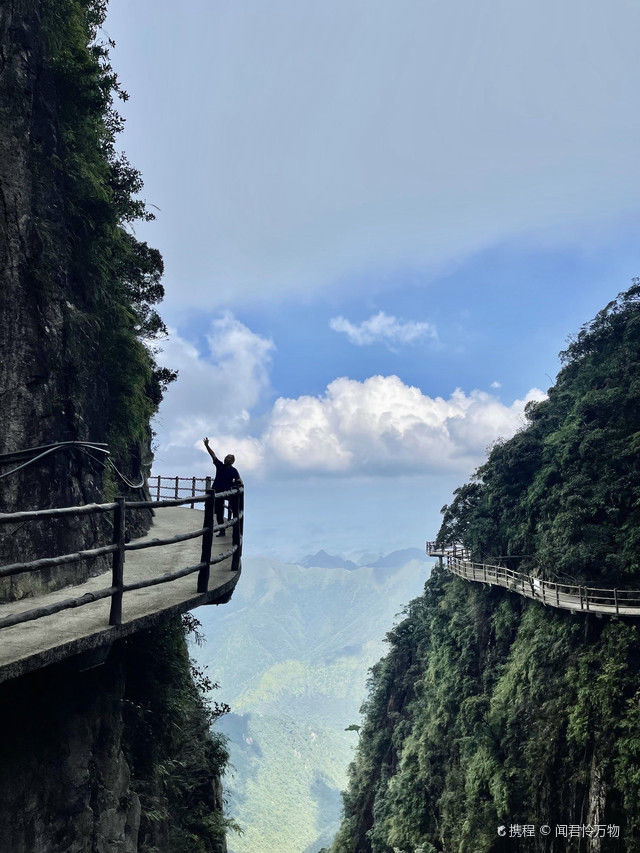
0, 614, 232, 853
39, 0, 175, 465
123, 615, 234, 853
330, 286, 640, 853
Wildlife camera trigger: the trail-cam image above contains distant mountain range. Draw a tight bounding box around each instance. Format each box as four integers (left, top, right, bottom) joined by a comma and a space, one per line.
193, 550, 431, 853
300, 546, 428, 570
300, 550, 358, 570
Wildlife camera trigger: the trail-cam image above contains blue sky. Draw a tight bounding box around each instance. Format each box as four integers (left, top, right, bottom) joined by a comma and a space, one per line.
106, 0, 640, 560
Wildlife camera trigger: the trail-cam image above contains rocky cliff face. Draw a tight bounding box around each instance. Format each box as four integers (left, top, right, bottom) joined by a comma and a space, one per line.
0, 3, 230, 851
0, 0, 156, 599
0, 650, 140, 852
0, 615, 228, 853
0, 0, 105, 596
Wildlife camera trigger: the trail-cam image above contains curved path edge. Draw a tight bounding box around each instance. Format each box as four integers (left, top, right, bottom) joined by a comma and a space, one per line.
0, 508, 241, 684
426, 542, 640, 618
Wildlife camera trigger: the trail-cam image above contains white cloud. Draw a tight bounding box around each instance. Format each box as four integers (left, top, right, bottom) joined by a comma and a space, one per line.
490, 381, 502, 389
329, 311, 437, 347
153, 325, 546, 477
257, 378, 546, 476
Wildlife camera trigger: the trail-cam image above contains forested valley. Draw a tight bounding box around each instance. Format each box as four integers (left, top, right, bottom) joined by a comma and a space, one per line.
329, 286, 640, 853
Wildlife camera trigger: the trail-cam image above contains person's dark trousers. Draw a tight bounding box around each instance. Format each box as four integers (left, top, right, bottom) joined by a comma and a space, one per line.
215, 497, 226, 536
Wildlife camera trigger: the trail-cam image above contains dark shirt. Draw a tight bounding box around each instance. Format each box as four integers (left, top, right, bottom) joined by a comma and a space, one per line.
212, 457, 241, 491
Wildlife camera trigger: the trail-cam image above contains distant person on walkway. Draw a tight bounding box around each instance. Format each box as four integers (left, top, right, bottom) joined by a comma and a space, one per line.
203, 437, 242, 537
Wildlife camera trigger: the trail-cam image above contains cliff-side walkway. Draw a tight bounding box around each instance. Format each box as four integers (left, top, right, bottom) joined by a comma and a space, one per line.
0, 506, 240, 684
426, 542, 640, 617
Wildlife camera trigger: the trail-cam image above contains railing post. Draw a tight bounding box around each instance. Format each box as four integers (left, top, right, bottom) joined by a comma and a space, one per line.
198, 488, 215, 593
615, 588, 619, 616
231, 488, 242, 572
174, 476, 179, 499
156, 475, 161, 501
109, 496, 126, 626
191, 476, 196, 509
205, 475, 211, 492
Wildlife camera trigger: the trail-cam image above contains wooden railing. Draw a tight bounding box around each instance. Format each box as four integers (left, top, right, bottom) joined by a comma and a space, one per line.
151, 474, 212, 506
0, 482, 244, 631
149, 475, 239, 518
426, 541, 640, 616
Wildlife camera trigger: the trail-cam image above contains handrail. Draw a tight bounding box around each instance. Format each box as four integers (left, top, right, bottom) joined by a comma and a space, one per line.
125, 527, 209, 552
0, 477, 245, 631
0, 502, 118, 524
0, 543, 119, 578
128, 495, 208, 509
0, 585, 118, 630
150, 474, 212, 505
0, 441, 109, 465
425, 541, 640, 617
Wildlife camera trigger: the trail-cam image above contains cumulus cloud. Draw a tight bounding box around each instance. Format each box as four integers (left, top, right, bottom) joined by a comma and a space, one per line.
329, 311, 437, 347
153, 324, 545, 477
258, 378, 545, 476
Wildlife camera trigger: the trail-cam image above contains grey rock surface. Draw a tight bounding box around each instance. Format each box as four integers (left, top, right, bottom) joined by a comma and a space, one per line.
0, 0, 152, 602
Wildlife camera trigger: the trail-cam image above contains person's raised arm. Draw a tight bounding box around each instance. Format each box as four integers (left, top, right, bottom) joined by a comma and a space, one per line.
203, 436, 218, 464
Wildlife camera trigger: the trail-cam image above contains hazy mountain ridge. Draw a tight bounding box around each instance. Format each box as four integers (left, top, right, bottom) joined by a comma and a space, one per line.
300, 550, 358, 570
299, 547, 429, 571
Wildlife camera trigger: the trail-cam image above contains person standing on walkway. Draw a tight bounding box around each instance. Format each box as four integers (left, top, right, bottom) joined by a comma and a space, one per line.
203, 437, 242, 537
